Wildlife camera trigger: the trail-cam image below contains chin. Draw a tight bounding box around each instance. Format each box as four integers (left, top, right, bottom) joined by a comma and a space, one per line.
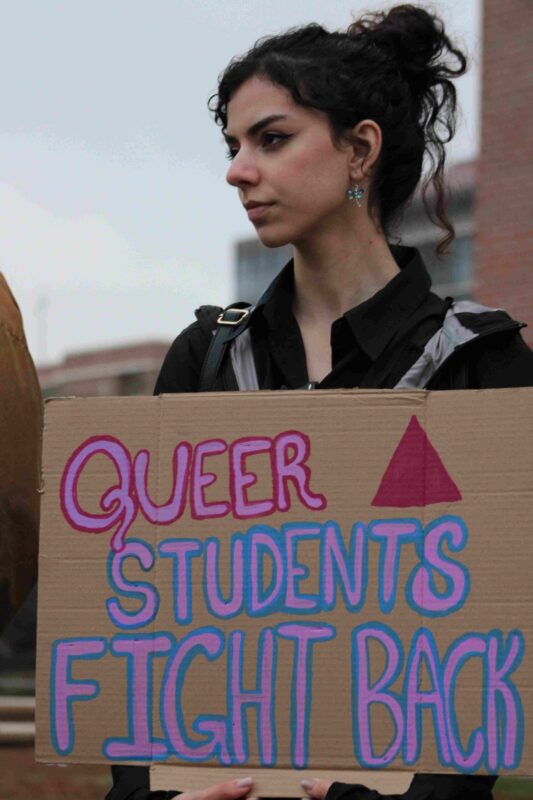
254, 224, 293, 249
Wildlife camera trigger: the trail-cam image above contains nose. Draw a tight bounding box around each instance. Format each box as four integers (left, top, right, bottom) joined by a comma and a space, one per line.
226, 148, 260, 188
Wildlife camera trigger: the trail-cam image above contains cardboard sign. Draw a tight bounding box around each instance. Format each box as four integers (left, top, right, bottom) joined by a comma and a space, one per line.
36, 389, 533, 794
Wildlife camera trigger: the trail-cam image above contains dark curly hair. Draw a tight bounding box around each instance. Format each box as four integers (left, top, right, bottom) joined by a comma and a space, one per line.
209, 4, 467, 254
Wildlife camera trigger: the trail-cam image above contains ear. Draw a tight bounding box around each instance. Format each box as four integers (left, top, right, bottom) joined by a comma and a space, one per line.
347, 119, 382, 182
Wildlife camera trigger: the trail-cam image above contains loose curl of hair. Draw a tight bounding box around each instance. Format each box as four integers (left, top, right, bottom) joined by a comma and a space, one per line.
209, 4, 467, 254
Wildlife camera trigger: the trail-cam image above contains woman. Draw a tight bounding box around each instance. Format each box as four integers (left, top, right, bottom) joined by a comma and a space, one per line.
108, 5, 533, 800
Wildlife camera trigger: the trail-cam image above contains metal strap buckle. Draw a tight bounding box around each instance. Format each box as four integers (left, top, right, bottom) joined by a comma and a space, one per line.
217, 308, 251, 326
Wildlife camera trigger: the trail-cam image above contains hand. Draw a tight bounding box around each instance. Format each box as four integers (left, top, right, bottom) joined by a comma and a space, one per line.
179, 776, 255, 800
301, 778, 333, 800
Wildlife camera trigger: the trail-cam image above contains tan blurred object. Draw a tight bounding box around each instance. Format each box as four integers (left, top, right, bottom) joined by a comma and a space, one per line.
0, 273, 41, 614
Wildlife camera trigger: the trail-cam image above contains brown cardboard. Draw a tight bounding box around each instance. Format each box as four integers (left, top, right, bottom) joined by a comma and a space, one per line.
36, 389, 533, 794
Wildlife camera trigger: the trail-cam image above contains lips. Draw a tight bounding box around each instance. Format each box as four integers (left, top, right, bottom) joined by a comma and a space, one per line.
245, 202, 273, 221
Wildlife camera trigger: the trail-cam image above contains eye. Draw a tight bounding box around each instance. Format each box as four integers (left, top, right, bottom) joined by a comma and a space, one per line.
224, 132, 290, 161
261, 132, 290, 149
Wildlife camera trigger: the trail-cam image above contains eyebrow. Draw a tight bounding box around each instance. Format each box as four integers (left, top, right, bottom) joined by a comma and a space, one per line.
223, 114, 289, 144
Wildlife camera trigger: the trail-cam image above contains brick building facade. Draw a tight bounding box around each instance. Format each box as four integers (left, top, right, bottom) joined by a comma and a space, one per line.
474, 0, 533, 343
37, 341, 169, 398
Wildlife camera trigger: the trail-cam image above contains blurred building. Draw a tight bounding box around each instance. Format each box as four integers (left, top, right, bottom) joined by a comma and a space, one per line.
474, 0, 533, 345
37, 340, 169, 398
235, 161, 475, 303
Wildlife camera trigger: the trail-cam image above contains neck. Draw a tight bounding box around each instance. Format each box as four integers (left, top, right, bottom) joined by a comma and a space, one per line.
291, 215, 400, 326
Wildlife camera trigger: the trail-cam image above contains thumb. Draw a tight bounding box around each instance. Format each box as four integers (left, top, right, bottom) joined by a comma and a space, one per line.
201, 777, 254, 800
301, 778, 332, 800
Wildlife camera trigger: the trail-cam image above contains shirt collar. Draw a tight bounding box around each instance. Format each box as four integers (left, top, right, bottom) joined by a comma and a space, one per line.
257, 245, 432, 362
342, 245, 432, 361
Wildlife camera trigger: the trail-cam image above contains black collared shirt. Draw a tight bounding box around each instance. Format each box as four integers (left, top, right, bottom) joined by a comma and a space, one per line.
251, 245, 442, 390
155, 245, 451, 396
154, 244, 533, 400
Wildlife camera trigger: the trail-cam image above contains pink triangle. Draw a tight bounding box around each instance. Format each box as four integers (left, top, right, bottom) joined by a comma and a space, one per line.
371, 415, 462, 508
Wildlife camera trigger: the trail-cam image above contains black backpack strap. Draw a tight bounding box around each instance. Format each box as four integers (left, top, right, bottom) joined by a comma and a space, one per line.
195, 270, 286, 392
197, 302, 253, 392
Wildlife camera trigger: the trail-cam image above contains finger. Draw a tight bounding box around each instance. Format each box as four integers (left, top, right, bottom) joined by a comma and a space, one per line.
301, 778, 332, 800
200, 776, 254, 800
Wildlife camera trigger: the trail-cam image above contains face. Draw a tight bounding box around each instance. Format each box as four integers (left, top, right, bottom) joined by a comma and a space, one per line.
224, 75, 356, 248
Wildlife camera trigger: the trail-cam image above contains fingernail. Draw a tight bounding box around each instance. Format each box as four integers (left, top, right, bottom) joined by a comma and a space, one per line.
236, 777, 253, 788
301, 779, 315, 791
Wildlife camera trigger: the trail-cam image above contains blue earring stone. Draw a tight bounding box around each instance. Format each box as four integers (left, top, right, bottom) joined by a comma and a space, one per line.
347, 185, 365, 207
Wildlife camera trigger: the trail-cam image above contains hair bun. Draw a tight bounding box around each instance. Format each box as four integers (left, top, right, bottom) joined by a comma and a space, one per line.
348, 4, 466, 97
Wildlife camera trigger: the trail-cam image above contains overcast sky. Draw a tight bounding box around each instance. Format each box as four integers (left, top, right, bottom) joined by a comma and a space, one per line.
1, 0, 481, 365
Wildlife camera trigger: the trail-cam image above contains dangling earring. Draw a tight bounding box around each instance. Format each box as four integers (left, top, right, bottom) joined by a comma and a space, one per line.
347, 184, 365, 207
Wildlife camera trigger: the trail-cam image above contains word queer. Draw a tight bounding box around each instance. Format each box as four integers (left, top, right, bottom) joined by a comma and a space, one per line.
61, 432, 326, 551
106, 515, 471, 628
50, 623, 524, 773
